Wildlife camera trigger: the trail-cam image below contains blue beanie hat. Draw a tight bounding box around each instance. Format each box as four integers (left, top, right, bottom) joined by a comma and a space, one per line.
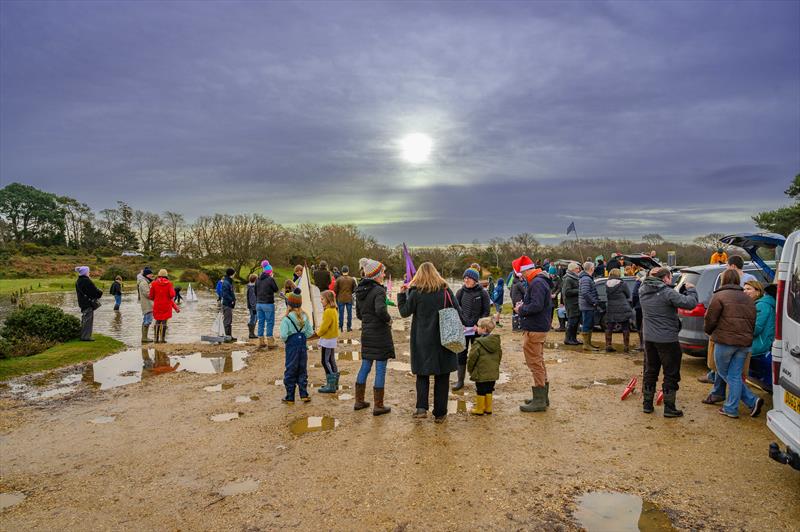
463, 268, 480, 282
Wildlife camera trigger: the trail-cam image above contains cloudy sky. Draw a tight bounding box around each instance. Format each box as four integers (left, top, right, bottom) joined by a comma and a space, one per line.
1, 0, 798, 245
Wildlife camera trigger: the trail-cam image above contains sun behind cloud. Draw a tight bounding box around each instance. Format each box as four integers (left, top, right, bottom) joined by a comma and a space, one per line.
399, 133, 433, 164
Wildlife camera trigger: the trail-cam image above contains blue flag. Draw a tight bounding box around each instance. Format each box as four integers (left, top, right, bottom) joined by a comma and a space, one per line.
567, 221, 576, 235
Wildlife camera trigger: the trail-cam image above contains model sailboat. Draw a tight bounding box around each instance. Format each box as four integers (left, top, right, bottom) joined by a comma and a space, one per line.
185, 283, 198, 302
296, 265, 323, 331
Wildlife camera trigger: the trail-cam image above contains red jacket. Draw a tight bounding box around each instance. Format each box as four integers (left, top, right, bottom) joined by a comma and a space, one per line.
149, 277, 177, 321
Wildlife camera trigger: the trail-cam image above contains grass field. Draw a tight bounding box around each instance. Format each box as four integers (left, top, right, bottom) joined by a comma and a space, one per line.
0, 334, 125, 380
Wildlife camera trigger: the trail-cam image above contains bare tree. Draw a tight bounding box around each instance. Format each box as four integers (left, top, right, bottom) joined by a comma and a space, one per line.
162, 211, 185, 252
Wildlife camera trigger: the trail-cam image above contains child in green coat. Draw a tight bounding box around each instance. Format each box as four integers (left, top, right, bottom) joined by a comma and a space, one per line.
467, 317, 503, 415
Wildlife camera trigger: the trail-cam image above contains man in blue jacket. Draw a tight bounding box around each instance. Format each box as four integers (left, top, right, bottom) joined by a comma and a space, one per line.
578, 261, 600, 351
221, 268, 237, 342
514, 257, 554, 413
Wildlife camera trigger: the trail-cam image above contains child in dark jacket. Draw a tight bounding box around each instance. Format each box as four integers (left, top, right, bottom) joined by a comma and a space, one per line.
247, 274, 257, 339
467, 318, 503, 415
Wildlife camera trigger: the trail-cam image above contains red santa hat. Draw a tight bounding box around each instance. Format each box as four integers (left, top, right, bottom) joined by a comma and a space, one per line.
512, 255, 536, 274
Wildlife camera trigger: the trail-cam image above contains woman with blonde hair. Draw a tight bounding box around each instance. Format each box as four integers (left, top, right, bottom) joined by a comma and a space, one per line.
398, 262, 463, 423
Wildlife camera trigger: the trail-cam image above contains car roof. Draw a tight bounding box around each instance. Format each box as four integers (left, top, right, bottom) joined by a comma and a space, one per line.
680, 261, 775, 274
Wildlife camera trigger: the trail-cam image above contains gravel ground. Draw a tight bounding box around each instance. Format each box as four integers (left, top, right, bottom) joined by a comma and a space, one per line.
1, 313, 798, 531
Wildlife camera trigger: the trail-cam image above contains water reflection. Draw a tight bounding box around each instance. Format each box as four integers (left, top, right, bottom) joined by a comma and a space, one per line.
81, 348, 250, 389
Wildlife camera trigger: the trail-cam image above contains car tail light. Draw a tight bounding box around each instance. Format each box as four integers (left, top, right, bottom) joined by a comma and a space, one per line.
773, 360, 782, 386
678, 303, 706, 317
775, 279, 785, 341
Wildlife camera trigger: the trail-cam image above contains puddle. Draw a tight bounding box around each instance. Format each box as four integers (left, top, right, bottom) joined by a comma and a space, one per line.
574, 491, 674, 531
571, 385, 588, 390
338, 393, 353, 400
447, 399, 473, 414
217, 479, 260, 497
210, 412, 241, 422
204, 383, 235, 392
335, 351, 361, 361
594, 378, 626, 386
83, 349, 250, 390
289, 416, 339, 435
0, 491, 26, 511
234, 395, 260, 403
633, 359, 643, 366
341, 338, 360, 345
89, 416, 116, 424
387, 361, 411, 372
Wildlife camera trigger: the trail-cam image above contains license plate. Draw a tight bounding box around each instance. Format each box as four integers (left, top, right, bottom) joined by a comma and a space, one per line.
785, 390, 800, 415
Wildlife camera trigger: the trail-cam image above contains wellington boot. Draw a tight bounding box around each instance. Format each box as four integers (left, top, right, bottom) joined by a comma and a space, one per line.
318, 373, 337, 394
485, 393, 493, 414
663, 390, 684, 418
545, 381, 550, 406
161, 323, 168, 343
152, 323, 161, 344
470, 395, 486, 415
247, 324, 257, 339
581, 333, 599, 351
258, 337, 266, 349
141, 325, 150, 343
643, 384, 655, 414
224, 325, 236, 343
353, 383, 370, 410
520, 386, 547, 412
267, 336, 276, 350
333, 372, 340, 390
605, 331, 616, 352
452, 364, 467, 391
623, 331, 631, 353
372, 388, 391, 416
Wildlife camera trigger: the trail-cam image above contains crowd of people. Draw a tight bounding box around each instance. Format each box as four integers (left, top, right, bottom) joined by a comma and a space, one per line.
72, 245, 774, 422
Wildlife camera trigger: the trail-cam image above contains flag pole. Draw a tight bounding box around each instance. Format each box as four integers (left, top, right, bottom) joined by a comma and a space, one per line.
571, 226, 586, 263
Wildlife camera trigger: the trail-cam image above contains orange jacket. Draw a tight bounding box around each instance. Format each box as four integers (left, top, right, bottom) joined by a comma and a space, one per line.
709, 252, 728, 265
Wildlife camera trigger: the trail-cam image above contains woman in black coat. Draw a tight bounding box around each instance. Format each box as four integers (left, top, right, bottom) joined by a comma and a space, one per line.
604, 268, 633, 352
353, 259, 394, 416
398, 262, 462, 423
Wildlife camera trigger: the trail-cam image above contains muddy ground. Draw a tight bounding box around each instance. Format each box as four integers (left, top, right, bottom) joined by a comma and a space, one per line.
1, 315, 798, 531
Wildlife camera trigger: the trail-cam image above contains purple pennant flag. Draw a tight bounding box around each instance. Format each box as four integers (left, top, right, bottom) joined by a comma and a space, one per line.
403, 242, 416, 283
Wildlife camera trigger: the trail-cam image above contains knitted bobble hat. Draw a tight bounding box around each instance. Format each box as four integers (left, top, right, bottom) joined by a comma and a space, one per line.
363, 259, 385, 280
287, 288, 303, 308
463, 268, 480, 282
261, 260, 273, 275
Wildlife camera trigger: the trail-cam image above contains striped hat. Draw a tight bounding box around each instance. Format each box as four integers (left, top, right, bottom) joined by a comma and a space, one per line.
363, 259, 385, 280
261, 259, 273, 275
463, 267, 480, 282
286, 288, 302, 308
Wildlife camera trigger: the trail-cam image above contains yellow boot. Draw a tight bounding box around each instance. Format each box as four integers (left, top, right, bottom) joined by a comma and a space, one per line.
470, 395, 486, 416
485, 393, 493, 415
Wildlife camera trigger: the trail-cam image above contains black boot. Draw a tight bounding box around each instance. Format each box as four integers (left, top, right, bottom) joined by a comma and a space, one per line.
247, 323, 257, 339
605, 331, 616, 352
663, 390, 683, 418
452, 364, 466, 391
224, 325, 236, 343
643, 384, 655, 414
556, 317, 566, 332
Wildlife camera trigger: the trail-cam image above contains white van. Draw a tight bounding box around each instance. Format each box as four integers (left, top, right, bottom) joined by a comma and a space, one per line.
768, 230, 800, 470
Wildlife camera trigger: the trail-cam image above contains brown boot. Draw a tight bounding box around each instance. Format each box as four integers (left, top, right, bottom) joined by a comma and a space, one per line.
623, 331, 631, 353
354, 383, 370, 410
372, 388, 391, 416
258, 336, 266, 349
605, 331, 616, 352
267, 336, 276, 350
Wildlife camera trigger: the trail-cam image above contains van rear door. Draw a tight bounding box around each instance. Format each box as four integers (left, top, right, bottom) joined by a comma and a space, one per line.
777, 239, 800, 431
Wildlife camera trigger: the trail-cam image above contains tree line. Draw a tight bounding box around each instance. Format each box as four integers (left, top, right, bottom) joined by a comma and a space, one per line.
0, 181, 795, 280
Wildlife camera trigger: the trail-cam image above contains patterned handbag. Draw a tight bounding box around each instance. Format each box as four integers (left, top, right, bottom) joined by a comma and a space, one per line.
439, 289, 466, 353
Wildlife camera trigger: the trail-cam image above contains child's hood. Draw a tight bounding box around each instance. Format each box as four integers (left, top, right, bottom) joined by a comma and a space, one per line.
476, 334, 502, 353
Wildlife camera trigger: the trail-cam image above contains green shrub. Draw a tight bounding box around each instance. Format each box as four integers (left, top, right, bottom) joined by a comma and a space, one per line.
0, 335, 55, 359
1, 304, 81, 344
100, 265, 137, 281
200, 267, 225, 287
178, 269, 210, 285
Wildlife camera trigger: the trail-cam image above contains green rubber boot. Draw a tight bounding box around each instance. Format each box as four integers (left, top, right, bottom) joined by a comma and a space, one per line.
318, 373, 337, 394
520, 386, 547, 413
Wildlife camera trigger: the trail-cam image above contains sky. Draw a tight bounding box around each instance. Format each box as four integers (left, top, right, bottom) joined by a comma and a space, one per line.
1, 0, 798, 246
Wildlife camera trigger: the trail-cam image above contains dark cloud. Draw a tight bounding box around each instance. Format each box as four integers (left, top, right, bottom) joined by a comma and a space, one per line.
1, 0, 798, 245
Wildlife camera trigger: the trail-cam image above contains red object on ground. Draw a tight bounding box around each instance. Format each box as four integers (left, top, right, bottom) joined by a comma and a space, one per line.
620, 376, 637, 400
656, 390, 664, 405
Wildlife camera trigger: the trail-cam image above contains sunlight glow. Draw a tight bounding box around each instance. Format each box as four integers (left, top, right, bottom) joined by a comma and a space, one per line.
399, 133, 433, 164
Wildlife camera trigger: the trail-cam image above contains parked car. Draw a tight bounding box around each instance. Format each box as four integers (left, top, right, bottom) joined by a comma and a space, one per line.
676, 233, 784, 358
768, 229, 800, 471
592, 254, 660, 331
160, 251, 178, 258
121, 250, 143, 257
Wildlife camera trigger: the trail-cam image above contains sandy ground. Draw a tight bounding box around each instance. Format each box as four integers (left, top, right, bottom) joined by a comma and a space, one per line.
1, 315, 799, 531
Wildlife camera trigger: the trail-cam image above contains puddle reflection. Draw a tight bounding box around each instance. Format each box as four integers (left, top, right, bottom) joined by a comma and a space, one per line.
289, 416, 339, 435
574, 491, 674, 531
